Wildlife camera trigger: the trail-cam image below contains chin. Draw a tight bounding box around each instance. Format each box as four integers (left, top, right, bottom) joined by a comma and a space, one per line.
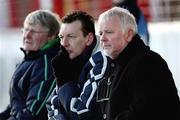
23, 47, 30, 51
23, 45, 31, 50
23, 47, 37, 51
102, 51, 110, 57
69, 55, 74, 60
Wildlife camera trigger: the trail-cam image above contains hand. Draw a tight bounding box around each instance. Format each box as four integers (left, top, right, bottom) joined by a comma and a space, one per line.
47, 94, 68, 120
51, 45, 84, 86
48, 95, 59, 117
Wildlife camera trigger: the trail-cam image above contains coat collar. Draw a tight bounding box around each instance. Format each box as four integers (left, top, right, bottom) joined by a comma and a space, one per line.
20, 42, 60, 60
113, 34, 149, 69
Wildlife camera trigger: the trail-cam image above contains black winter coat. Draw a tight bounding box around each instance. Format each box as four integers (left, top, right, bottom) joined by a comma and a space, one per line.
98, 34, 180, 120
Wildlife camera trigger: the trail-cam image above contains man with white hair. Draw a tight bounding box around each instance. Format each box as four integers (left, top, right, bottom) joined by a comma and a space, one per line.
96, 7, 180, 120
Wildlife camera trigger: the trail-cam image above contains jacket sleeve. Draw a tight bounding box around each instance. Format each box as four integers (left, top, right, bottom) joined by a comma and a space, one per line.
46, 87, 68, 120
15, 54, 56, 119
69, 52, 110, 119
0, 105, 11, 120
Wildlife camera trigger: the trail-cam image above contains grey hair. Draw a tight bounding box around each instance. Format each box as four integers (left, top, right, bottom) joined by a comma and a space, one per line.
98, 7, 137, 34
24, 9, 61, 36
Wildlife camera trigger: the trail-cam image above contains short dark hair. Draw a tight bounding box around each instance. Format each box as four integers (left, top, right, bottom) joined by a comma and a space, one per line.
62, 10, 96, 37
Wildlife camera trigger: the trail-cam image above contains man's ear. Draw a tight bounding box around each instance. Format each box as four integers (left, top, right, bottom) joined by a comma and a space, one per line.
86, 32, 94, 46
125, 29, 134, 43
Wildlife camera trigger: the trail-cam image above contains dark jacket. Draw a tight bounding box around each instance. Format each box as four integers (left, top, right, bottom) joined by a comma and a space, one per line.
68, 51, 111, 120
98, 34, 180, 120
0, 42, 60, 120
46, 37, 101, 120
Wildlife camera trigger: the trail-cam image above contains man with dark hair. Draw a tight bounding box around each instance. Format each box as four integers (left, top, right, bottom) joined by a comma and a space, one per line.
46, 10, 100, 120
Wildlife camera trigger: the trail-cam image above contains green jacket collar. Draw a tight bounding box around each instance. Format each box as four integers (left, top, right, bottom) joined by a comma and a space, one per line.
40, 37, 59, 51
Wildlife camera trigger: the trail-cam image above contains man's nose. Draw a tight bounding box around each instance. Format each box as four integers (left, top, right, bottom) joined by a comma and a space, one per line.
61, 37, 69, 47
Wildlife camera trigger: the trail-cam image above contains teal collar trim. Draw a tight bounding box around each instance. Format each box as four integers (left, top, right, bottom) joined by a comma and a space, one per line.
40, 37, 59, 51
